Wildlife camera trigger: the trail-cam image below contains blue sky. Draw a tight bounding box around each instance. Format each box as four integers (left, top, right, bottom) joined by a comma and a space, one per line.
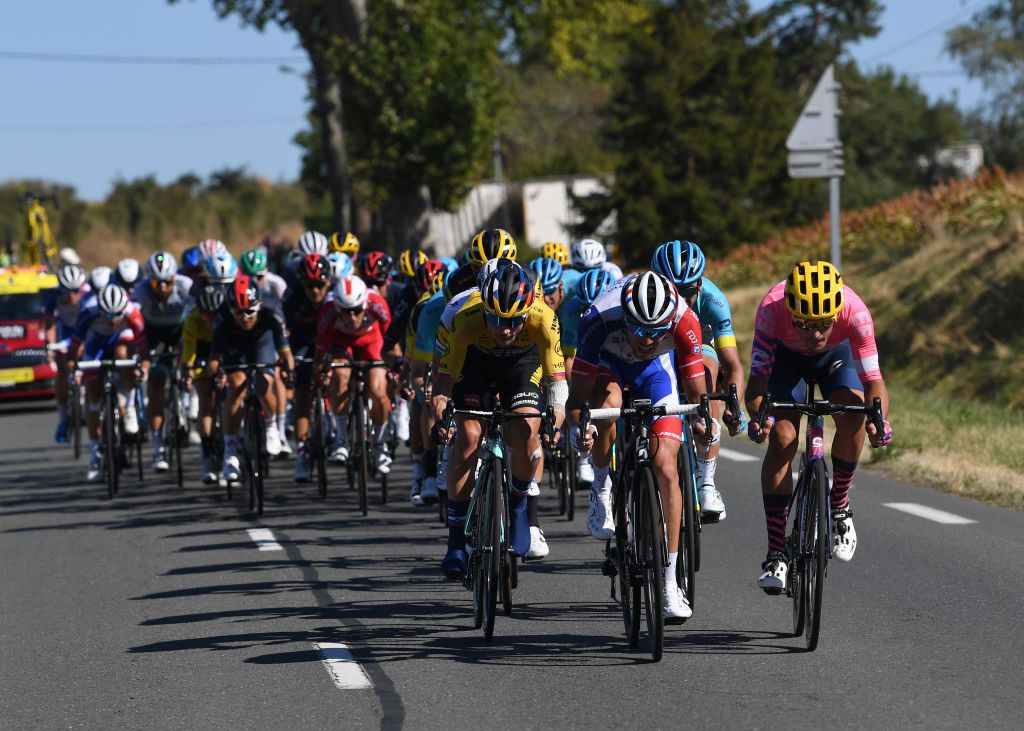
0, 1, 989, 201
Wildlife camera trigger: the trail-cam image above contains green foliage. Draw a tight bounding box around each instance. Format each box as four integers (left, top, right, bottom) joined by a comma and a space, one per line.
947, 0, 1024, 116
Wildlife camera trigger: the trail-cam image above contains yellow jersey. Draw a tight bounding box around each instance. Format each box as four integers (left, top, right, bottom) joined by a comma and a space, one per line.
181, 308, 215, 374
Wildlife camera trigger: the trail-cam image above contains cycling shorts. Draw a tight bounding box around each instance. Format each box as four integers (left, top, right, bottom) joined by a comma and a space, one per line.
452, 347, 542, 412
589, 351, 682, 442
293, 344, 315, 388
220, 327, 278, 378
767, 342, 863, 403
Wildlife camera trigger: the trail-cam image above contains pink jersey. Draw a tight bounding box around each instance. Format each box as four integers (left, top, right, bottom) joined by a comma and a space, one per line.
750, 281, 881, 383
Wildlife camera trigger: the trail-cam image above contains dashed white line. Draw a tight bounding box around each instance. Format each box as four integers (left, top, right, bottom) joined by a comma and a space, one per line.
718, 447, 759, 463
883, 503, 978, 525
246, 528, 284, 551
313, 642, 373, 689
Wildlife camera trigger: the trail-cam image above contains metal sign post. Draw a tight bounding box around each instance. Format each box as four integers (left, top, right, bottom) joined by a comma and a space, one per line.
787, 64, 844, 269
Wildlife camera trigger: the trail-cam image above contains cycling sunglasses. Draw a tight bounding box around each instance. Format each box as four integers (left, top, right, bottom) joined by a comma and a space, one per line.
679, 284, 701, 299
302, 278, 330, 289
149, 279, 173, 289
339, 305, 366, 315
792, 317, 835, 333
626, 322, 671, 340
230, 304, 260, 317
485, 312, 527, 330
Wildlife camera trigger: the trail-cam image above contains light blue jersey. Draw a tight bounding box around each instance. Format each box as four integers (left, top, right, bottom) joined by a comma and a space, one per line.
411, 291, 446, 363
691, 277, 736, 361
557, 294, 588, 354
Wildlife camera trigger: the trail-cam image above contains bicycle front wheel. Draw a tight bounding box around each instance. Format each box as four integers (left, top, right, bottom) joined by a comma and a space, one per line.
71, 384, 82, 461
678, 445, 698, 608
804, 458, 829, 651
613, 473, 639, 647
565, 449, 576, 522
483, 458, 503, 639
312, 392, 328, 498
637, 465, 665, 662
104, 388, 119, 499
354, 397, 369, 516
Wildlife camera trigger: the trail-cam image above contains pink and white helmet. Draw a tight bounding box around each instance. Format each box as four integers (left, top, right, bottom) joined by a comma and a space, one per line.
198, 238, 228, 260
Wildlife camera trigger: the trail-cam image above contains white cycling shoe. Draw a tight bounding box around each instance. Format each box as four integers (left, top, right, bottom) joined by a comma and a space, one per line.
152, 447, 170, 474
663, 583, 692, 623
832, 509, 857, 562
122, 404, 140, 436
588, 486, 615, 540
86, 444, 102, 483
394, 399, 411, 443
698, 485, 726, 522
200, 456, 217, 485
222, 452, 241, 483
277, 437, 293, 459
409, 478, 424, 506
329, 444, 349, 464
265, 424, 282, 457
758, 552, 788, 595
376, 450, 392, 475
526, 526, 549, 559
576, 457, 595, 483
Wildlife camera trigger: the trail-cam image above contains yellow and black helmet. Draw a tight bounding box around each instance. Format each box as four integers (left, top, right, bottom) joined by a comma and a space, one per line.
398, 248, 428, 279
541, 241, 569, 265
469, 228, 517, 268
785, 260, 844, 320
480, 261, 534, 319
330, 232, 360, 255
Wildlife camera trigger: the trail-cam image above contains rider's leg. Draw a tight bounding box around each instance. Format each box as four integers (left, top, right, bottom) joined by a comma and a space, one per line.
585, 375, 621, 539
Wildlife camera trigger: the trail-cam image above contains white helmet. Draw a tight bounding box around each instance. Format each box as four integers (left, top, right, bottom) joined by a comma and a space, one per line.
59, 247, 81, 266
57, 263, 86, 291
298, 230, 329, 256
198, 238, 227, 260
98, 284, 130, 317
115, 258, 141, 288
327, 251, 353, 281
333, 275, 368, 309
145, 251, 177, 282
476, 256, 511, 289
571, 239, 607, 270
621, 272, 678, 330
89, 266, 112, 292
205, 252, 238, 284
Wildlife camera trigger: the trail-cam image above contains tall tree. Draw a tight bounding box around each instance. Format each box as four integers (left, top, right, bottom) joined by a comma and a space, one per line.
172, 0, 366, 233
947, 0, 1024, 116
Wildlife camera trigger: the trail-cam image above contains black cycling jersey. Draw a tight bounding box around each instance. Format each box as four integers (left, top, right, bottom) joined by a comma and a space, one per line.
384, 281, 422, 352
211, 307, 289, 357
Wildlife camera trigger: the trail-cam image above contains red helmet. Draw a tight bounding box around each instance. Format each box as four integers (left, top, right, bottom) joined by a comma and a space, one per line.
415, 259, 445, 294
360, 251, 393, 285
300, 253, 330, 283
229, 275, 261, 312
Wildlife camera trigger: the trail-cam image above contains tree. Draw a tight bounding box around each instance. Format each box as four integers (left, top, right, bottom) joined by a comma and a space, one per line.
947, 0, 1024, 116
172, 0, 366, 233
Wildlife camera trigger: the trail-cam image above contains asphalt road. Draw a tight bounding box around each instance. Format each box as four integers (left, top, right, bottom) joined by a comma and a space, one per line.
1, 402, 1022, 729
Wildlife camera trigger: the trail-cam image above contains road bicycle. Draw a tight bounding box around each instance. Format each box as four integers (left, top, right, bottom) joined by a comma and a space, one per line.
542, 406, 576, 521
48, 341, 84, 460
439, 400, 543, 640
297, 355, 336, 499
78, 357, 138, 499
221, 363, 275, 516
753, 381, 884, 651
334, 360, 388, 517
585, 397, 712, 662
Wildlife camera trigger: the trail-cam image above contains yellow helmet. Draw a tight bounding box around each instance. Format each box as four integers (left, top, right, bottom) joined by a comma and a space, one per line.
428, 268, 447, 296
398, 249, 428, 278
480, 261, 534, 318
785, 260, 844, 320
541, 241, 569, 265
331, 232, 360, 255
469, 228, 517, 268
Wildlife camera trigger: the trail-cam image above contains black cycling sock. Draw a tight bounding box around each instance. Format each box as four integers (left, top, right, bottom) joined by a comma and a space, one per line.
527, 494, 539, 527
424, 449, 438, 477
446, 499, 469, 551
200, 436, 212, 457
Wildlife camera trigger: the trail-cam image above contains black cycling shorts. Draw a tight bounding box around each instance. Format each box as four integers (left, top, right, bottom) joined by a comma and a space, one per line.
221, 327, 278, 378
453, 347, 542, 412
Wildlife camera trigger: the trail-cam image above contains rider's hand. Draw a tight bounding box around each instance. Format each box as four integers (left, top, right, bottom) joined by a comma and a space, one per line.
866, 419, 893, 448
72, 369, 82, 387
723, 408, 745, 437
280, 368, 294, 389
748, 415, 775, 444
693, 417, 713, 446
400, 385, 415, 401
571, 423, 598, 453
431, 421, 451, 446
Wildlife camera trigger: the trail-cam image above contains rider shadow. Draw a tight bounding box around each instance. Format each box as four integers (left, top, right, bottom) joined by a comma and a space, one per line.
665, 629, 803, 655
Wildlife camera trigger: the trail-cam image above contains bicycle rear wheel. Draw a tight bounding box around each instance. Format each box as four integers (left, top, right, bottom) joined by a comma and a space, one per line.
354, 396, 369, 516
71, 383, 82, 461
678, 444, 698, 608
637, 465, 665, 662
246, 399, 265, 516
483, 459, 502, 640
104, 388, 119, 499
804, 459, 829, 651
312, 392, 328, 498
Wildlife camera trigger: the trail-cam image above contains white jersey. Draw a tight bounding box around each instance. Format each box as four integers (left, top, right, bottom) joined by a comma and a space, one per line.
259, 271, 288, 305
438, 288, 476, 332
601, 261, 624, 280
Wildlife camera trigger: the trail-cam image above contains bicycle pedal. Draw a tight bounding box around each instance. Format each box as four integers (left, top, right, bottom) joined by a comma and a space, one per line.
601, 558, 618, 577
761, 587, 783, 596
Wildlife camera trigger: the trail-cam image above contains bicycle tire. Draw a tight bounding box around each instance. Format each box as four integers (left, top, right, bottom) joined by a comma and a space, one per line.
313, 392, 328, 498
354, 395, 369, 516
565, 449, 576, 522
678, 444, 698, 608
805, 458, 829, 651
555, 453, 566, 516
637, 464, 665, 662
612, 469, 639, 647
71, 383, 82, 461
470, 462, 489, 630
483, 457, 502, 640
104, 387, 118, 499
790, 472, 807, 638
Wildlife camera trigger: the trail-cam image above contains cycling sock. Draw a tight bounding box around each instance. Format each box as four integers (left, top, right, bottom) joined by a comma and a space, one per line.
263, 414, 275, 431
57, 403, 68, 420
424, 449, 438, 477
276, 412, 287, 436
412, 452, 425, 481
763, 493, 791, 556
446, 499, 470, 550
665, 551, 678, 586
527, 494, 539, 527
831, 457, 857, 512
223, 434, 238, 453
509, 474, 530, 511
151, 431, 163, 451
200, 436, 212, 456
696, 458, 717, 487
592, 464, 611, 494
335, 415, 348, 442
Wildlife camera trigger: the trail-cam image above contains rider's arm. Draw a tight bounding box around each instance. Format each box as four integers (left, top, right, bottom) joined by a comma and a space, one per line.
673, 309, 708, 405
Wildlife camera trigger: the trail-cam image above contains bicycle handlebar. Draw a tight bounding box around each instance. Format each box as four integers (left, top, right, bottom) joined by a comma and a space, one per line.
755, 395, 885, 436
78, 359, 138, 370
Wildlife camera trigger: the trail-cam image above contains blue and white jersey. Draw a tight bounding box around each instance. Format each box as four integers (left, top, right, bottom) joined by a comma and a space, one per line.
131, 274, 193, 328
43, 284, 91, 336
438, 288, 476, 333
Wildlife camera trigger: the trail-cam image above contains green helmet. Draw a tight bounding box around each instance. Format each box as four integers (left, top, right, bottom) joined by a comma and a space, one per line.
240, 248, 268, 276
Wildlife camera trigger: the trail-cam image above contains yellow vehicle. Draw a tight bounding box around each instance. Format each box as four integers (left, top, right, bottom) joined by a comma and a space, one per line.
0, 267, 60, 399
18, 193, 59, 270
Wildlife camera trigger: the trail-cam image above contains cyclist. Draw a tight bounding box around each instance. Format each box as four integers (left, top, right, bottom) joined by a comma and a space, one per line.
286, 254, 333, 482
568, 271, 711, 621
468, 229, 517, 273
542, 241, 570, 267
180, 282, 226, 484
359, 251, 394, 300
560, 267, 616, 482
113, 258, 142, 294
66, 285, 148, 482
206, 252, 238, 287
134, 252, 193, 472
572, 238, 624, 281
651, 239, 745, 521
198, 238, 228, 262
45, 263, 90, 443
208, 276, 295, 483
316, 275, 394, 472
432, 260, 567, 578
331, 231, 360, 258
86, 267, 113, 307
180, 246, 205, 280
59, 247, 81, 267
746, 260, 892, 592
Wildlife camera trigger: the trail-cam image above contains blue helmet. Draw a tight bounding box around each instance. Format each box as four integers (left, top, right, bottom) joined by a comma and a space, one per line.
205, 251, 238, 284
181, 246, 203, 274
651, 240, 705, 287
439, 256, 460, 273
576, 268, 615, 306
528, 257, 563, 295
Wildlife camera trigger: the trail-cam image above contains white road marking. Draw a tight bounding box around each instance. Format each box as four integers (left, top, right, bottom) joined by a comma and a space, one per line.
883, 503, 977, 525
313, 642, 373, 689
718, 447, 758, 463
246, 528, 283, 551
